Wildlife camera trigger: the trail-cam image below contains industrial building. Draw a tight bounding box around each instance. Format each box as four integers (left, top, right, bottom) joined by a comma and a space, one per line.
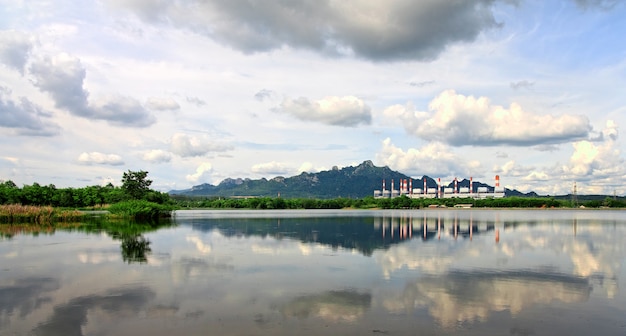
374, 175, 505, 199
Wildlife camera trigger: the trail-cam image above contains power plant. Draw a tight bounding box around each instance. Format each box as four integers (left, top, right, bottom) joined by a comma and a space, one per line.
374, 175, 505, 199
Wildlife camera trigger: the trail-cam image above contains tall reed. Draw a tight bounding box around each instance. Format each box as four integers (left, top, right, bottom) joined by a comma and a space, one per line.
0, 204, 84, 224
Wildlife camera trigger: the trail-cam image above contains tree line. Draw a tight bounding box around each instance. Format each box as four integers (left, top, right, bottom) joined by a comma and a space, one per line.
0, 170, 171, 208
3, 169, 624, 210
173, 194, 626, 209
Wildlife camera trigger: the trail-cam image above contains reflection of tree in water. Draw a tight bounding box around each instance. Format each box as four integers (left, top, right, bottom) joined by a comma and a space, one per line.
116, 234, 152, 264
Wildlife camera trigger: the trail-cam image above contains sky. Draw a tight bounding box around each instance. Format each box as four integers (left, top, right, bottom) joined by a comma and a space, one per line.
0, 0, 625, 195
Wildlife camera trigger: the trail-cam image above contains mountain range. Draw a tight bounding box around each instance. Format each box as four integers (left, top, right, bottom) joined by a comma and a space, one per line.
169, 160, 536, 199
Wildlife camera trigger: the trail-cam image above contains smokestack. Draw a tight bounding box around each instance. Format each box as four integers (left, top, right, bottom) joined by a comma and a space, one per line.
382, 179, 386, 191
454, 177, 458, 194
423, 177, 427, 195
409, 179, 413, 195
438, 178, 442, 198
495, 175, 500, 188
470, 177, 473, 194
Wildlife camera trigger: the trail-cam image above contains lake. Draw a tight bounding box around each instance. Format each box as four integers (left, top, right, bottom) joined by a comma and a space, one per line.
1, 209, 625, 335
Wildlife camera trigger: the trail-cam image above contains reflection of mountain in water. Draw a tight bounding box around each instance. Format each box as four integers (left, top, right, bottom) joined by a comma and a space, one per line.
180, 214, 497, 256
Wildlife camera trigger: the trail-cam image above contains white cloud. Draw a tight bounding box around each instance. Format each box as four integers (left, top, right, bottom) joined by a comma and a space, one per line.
275, 95, 371, 127
375, 138, 481, 178
251, 161, 290, 175
564, 140, 623, 178
562, 121, 622, 180
142, 149, 172, 163
186, 162, 213, 183
493, 161, 535, 177
170, 133, 233, 157
145, 97, 180, 111
388, 90, 592, 146
298, 162, 325, 174
77, 152, 124, 166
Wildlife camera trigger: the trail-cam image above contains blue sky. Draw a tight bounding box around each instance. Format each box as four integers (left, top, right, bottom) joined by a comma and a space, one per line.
0, 0, 624, 195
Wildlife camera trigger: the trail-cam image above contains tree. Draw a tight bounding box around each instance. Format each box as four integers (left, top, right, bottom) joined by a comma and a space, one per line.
121, 170, 152, 200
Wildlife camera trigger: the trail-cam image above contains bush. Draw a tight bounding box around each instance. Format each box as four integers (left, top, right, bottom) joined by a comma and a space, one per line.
107, 200, 172, 220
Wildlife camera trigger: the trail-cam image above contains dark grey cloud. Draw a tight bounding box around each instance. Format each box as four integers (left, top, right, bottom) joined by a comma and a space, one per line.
92, 95, 156, 127
29, 54, 155, 127
32, 286, 155, 336
409, 80, 435, 88
254, 89, 276, 102
108, 0, 507, 61
510, 80, 534, 90
186, 96, 206, 106
30, 54, 90, 116
274, 95, 371, 127
0, 277, 59, 322
0, 30, 34, 75
0, 87, 61, 136
572, 0, 620, 10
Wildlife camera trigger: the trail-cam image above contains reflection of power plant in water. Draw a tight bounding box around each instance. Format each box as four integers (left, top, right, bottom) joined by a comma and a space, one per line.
374, 175, 505, 199
374, 212, 499, 243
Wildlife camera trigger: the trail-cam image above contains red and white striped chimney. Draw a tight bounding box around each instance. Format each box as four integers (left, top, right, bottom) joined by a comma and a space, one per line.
438, 178, 442, 198
495, 175, 500, 188
470, 177, 473, 194
423, 177, 427, 195
454, 177, 458, 194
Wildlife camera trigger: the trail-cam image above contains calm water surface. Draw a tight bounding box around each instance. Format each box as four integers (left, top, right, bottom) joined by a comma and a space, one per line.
1, 209, 625, 335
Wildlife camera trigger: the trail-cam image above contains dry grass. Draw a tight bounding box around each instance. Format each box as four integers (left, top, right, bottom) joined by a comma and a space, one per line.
0, 204, 84, 224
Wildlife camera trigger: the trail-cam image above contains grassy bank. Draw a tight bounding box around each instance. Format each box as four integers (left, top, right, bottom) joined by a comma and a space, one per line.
1, 200, 174, 224
0, 204, 85, 224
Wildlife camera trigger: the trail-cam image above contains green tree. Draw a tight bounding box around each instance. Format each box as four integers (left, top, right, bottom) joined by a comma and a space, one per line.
0, 180, 20, 204
121, 170, 152, 200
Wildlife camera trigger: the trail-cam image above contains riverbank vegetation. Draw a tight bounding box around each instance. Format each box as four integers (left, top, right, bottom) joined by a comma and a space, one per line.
1, 169, 624, 224
0, 170, 174, 222
173, 194, 626, 210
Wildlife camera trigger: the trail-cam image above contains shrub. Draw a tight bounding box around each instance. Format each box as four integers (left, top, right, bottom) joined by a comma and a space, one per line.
107, 200, 172, 220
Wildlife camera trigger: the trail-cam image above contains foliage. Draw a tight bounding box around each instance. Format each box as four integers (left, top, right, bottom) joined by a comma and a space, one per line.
171, 160, 418, 199
173, 194, 626, 210
121, 170, 153, 200
107, 200, 173, 220
0, 170, 173, 210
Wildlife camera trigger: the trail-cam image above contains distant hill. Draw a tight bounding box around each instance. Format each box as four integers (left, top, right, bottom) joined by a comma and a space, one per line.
169, 160, 532, 198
